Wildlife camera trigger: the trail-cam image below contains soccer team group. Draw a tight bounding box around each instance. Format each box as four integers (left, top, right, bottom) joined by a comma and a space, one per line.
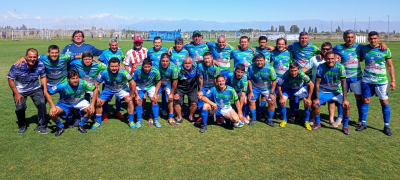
7, 29, 395, 136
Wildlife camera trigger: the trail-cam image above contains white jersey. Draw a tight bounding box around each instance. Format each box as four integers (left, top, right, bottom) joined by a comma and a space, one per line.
305, 56, 325, 83
124, 47, 148, 75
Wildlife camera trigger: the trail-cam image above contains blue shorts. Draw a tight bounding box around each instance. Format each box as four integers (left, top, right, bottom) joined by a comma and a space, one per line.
318, 92, 343, 105
100, 89, 130, 101
137, 86, 156, 100
361, 82, 388, 100
158, 84, 172, 94
250, 88, 270, 101
56, 100, 90, 119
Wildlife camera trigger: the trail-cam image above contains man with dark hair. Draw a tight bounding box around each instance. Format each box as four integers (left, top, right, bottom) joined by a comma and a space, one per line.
148, 36, 168, 67
277, 62, 314, 130
8, 48, 52, 134
198, 75, 244, 133
226, 63, 248, 123
62, 30, 103, 56
48, 70, 97, 136
312, 52, 351, 135
288, 32, 319, 78
358, 31, 395, 136
181, 31, 210, 64
231, 36, 255, 71
170, 37, 190, 67
94, 58, 137, 129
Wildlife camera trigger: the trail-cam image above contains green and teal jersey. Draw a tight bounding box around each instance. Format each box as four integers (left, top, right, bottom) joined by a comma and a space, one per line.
205, 86, 239, 109
70, 60, 108, 87
159, 62, 179, 86
39, 54, 75, 86
278, 70, 310, 90
231, 48, 255, 71
226, 72, 248, 93
197, 62, 220, 88
96, 69, 132, 93
332, 43, 362, 82
207, 42, 234, 71
247, 63, 277, 90
288, 42, 319, 76
147, 46, 168, 67
133, 66, 161, 90
98, 47, 125, 65
48, 79, 95, 105
183, 43, 209, 63
270, 49, 293, 78
253, 46, 271, 62
170, 48, 190, 67
316, 61, 346, 93
361, 45, 392, 84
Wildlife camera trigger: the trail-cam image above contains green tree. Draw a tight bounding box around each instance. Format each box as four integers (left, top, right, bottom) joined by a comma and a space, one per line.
314, 27, 318, 33
290, 25, 300, 33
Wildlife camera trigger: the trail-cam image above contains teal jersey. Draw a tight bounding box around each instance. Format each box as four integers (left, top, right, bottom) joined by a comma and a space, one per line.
96, 69, 132, 93
361, 45, 392, 84
98, 48, 125, 65
231, 48, 255, 71
183, 43, 210, 63
332, 43, 362, 82
147, 46, 168, 67
133, 66, 161, 90
226, 72, 248, 93
207, 42, 234, 71
206, 86, 239, 108
270, 49, 293, 78
288, 42, 319, 76
39, 54, 75, 86
170, 48, 189, 67
70, 60, 108, 87
48, 79, 95, 105
159, 62, 179, 86
197, 62, 220, 88
247, 63, 277, 90
278, 70, 310, 90
254, 46, 271, 62
316, 61, 346, 93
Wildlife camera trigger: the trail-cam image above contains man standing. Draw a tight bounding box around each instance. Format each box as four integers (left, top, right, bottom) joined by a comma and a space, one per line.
170, 37, 189, 67
124, 36, 148, 75
183, 31, 210, 65
147, 36, 169, 67
225, 64, 247, 123
231, 36, 255, 71
358, 31, 395, 136
198, 75, 244, 133
206, 35, 234, 77
8, 48, 51, 134
62, 30, 103, 56
288, 32, 319, 78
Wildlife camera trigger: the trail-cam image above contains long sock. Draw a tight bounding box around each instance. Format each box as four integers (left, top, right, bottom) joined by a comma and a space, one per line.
128, 113, 134, 123
276, 97, 282, 115
242, 103, 248, 117
136, 105, 143, 122
169, 113, 174, 119
295, 102, 300, 114
343, 116, 350, 128
267, 110, 274, 122
315, 115, 321, 125
73, 115, 81, 126
152, 104, 159, 121
261, 100, 267, 113
161, 93, 167, 111
115, 98, 122, 112
337, 104, 343, 118
54, 118, 64, 128
95, 114, 102, 124
197, 99, 203, 113
382, 104, 390, 127
281, 106, 287, 121
304, 107, 310, 122
250, 109, 256, 121
67, 115, 74, 124
103, 101, 109, 114
356, 99, 362, 121
289, 100, 296, 115
201, 109, 208, 125
361, 103, 369, 124
80, 117, 89, 126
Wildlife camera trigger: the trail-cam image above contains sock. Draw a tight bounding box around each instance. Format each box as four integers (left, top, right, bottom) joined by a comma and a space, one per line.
242, 103, 248, 117
115, 98, 122, 112
95, 114, 102, 124
356, 99, 362, 121
267, 110, 274, 122
276, 97, 282, 115
67, 115, 74, 124
54, 118, 64, 128
361, 103, 370, 123
281, 106, 287, 121
103, 101, 109, 114
261, 100, 267, 113
169, 113, 174, 119
152, 104, 159, 121
343, 116, 350, 128
197, 99, 203, 112
80, 117, 89, 126
382, 104, 390, 127
304, 107, 310, 122
136, 105, 143, 122
295, 102, 300, 114
256, 100, 261, 114
337, 104, 343, 118
73, 115, 81, 126
201, 109, 208, 125
250, 109, 256, 121
315, 115, 321, 125
128, 113, 134, 123
289, 100, 296, 115
161, 93, 167, 111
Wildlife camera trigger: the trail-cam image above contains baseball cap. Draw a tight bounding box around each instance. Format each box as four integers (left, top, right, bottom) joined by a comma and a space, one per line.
192, 30, 202, 36
134, 36, 143, 43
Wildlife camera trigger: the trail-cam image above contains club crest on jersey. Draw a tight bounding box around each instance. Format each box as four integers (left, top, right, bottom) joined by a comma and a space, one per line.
51, 86, 57, 91
35, 70, 40, 75
126, 74, 132, 79
377, 53, 382, 57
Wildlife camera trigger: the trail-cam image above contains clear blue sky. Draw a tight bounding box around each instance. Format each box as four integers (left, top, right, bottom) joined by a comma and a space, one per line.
1, 0, 399, 28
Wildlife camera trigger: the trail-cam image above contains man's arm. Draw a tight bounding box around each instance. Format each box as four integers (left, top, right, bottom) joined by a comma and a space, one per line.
170, 79, 178, 95
154, 80, 162, 98
306, 80, 314, 100
314, 78, 321, 102
201, 96, 217, 109
8, 78, 23, 105
198, 75, 204, 91
386, 58, 396, 91
128, 79, 137, 98
234, 99, 242, 118
40, 76, 55, 108
247, 80, 254, 99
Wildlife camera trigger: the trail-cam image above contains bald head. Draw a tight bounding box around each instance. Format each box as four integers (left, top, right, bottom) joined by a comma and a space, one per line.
183, 56, 193, 70
217, 35, 227, 48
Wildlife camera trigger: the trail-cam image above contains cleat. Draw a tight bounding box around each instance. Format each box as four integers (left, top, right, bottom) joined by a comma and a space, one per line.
129, 122, 136, 129
168, 118, 176, 126
268, 120, 276, 127
154, 120, 162, 128
147, 118, 154, 126
309, 117, 315, 126
91, 122, 101, 129
176, 118, 183, 125
78, 125, 87, 133
161, 110, 168, 117
216, 117, 224, 125
55, 127, 64, 137
383, 127, 392, 136
279, 120, 287, 127
342, 127, 350, 135
18, 126, 27, 134
136, 121, 142, 128
188, 117, 195, 123
312, 124, 321, 130
102, 113, 108, 121
356, 124, 367, 131
357, 119, 362, 125
200, 125, 207, 133
234, 121, 244, 128
330, 121, 338, 128
243, 116, 250, 124
305, 121, 312, 130
142, 109, 146, 117
34, 126, 40, 131
335, 117, 343, 126
195, 117, 202, 125
248, 120, 255, 126
115, 112, 124, 119
38, 127, 49, 134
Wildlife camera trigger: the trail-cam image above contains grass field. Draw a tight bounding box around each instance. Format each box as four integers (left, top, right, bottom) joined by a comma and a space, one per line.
0, 38, 399, 179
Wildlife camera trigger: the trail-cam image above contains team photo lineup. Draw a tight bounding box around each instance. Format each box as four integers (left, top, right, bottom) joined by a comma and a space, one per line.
8, 29, 396, 137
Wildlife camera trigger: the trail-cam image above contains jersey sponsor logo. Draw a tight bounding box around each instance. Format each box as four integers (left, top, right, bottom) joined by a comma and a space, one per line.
126, 74, 132, 79
51, 86, 57, 91
341, 69, 346, 75
302, 75, 309, 81
97, 74, 102, 79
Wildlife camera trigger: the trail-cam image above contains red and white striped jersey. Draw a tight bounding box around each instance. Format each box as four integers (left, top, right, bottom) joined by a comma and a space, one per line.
124, 47, 148, 75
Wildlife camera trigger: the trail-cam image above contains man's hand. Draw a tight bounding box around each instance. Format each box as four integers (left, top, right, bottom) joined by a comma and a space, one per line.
342, 99, 350, 109
211, 103, 218, 110
314, 99, 320, 107
267, 46, 276, 52
96, 99, 103, 106
168, 47, 173, 55
390, 81, 396, 91
379, 43, 387, 51
279, 98, 286, 107
197, 91, 204, 99
304, 98, 312, 107
268, 93, 275, 102
168, 93, 174, 101
173, 94, 180, 101
317, 53, 322, 60
150, 94, 159, 103
248, 92, 254, 101
14, 57, 26, 67
125, 96, 132, 103
87, 105, 95, 114
250, 47, 256, 55
50, 107, 58, 117
14, 93, 23, 105
335, 54, 341, 63
135, 94, 141, 102
212, 60, 220, 66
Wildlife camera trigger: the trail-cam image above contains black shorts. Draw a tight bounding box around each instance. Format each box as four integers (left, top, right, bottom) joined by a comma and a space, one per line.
174, 88, 198, 106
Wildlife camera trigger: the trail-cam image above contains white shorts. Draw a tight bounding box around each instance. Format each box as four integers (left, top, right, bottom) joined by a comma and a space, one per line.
160, 84, 172, 95
220, 107, 234, 117
348, 80, 362, 95
74, 100, 91, 111
137, 86, 156, 99
115, 89, 130, 100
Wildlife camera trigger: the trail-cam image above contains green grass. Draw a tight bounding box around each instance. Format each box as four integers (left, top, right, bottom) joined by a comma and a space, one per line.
0, 38, 400, 179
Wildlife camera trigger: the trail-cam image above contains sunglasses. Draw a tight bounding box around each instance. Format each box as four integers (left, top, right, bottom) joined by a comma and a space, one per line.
321, 48, 331, 51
